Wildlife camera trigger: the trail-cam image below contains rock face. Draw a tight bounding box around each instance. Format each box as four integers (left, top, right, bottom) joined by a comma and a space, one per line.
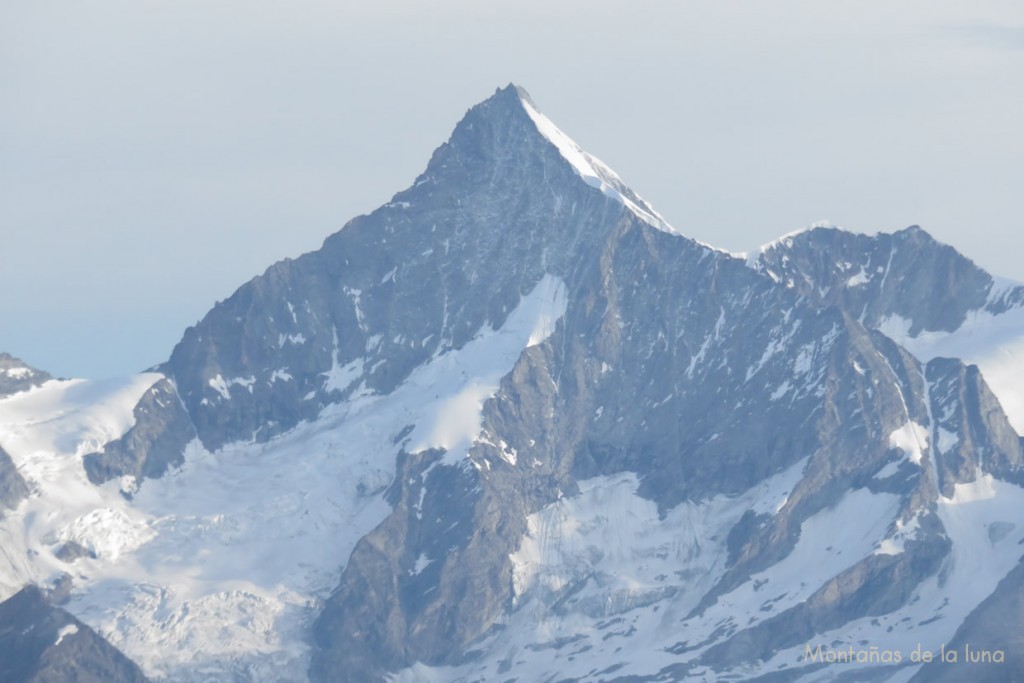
924, 358, 1024, 495
747, 225, 1024, 334
162, 84, 654, 453
0, 585, 150, 683
81, 378, 194, 487
0, 445, 29, 512
0, 353, 51, 397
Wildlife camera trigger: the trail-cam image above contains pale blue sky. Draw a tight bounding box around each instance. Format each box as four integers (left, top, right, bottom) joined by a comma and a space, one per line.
2, 1, 1023, 378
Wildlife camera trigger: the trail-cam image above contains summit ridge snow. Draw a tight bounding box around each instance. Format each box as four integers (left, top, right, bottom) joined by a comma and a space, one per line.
516, 92, 676, 236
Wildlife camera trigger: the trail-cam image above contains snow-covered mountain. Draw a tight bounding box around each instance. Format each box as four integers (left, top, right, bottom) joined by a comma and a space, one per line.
2, 85, 1024, 682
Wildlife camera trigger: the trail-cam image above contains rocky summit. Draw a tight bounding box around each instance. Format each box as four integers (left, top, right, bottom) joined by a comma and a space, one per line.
0, 353, 52, 398
1, 85, 1023, 682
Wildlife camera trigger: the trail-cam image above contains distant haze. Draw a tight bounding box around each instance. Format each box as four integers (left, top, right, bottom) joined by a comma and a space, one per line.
3, 0, 1023, 378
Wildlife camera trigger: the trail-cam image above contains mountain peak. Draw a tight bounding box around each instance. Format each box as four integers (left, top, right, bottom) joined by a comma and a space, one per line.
491, 82, 535, 106
892, 223, 935, 242
434, 84, 678, 236
0, 352, 52, 397
746, 222, 1010, 336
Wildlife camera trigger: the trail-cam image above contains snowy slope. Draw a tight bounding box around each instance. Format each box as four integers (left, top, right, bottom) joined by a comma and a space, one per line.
393, 464, 809, 682
0, 375, 163, 596
393, 467, 1024, 682
751, 474, 1024, 682
0, 277, 568, 681
518, 95, 676, 236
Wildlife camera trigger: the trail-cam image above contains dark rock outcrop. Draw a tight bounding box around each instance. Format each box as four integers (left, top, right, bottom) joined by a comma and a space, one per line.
81, 377, 195, 487
925, 357, 1024, 496
0, 585, 150, 683
749, 225, 1023, 335
0, 445, 29, 512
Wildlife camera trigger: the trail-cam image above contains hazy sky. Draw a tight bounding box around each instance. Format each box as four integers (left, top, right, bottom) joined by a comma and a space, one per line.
3, 1, 1023, 378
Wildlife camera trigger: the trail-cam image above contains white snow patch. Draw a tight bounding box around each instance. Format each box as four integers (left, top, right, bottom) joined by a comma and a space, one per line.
411, 554, 432, 576
120, 475, 139, 497
510, 470, 739, 613
343, 287, 367, 331
888, 421, 929, 465
269, 369, 293, 384
207, 374, 256, 399
770, 381, 791, 401
793, 343, 815, 374
496, 439, 518, 466
409, 275, 567, 465
208, 375, 230, 400
54, 623, 78, 646
876, 313, 914, 342
0, 373, 161, 460
413, 484, 428, 520
322, 357, 364, 394
875, 512, 922, 556
936, 426, 958, 454
57, 508, 155, 562
415, 381, 497, 459
526, 278, 568, 347
277, 333, 307, 348
846, 267, 870, 287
